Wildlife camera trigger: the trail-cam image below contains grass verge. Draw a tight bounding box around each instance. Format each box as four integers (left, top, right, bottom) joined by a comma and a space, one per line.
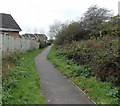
47, 46, 119, 104
2, 49, 45, 104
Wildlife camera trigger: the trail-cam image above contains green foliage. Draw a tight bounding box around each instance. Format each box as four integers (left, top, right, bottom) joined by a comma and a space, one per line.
73, 77, 119, 104
2, 49, 45, 104
71, 65, 93, 78
47, 46, 119, 104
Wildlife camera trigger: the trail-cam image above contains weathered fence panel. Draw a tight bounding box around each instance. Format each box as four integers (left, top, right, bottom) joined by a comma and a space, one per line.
1, 34, 39, 58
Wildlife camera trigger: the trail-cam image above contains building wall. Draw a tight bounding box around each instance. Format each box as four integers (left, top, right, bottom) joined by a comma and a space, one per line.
0, 30, 20, 37
9, 31, 20, 37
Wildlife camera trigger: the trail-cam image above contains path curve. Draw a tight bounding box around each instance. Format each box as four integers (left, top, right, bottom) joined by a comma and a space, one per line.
35, 46, 93, 104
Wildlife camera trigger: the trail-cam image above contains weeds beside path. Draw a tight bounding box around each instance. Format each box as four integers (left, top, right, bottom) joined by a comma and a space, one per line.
2, 49, 45, 104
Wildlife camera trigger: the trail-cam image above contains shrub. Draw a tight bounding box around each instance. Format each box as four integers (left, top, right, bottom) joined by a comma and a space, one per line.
38, 39, 47, 49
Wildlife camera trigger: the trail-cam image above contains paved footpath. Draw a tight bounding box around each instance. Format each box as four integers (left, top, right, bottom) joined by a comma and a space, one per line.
35, 46, 93, 104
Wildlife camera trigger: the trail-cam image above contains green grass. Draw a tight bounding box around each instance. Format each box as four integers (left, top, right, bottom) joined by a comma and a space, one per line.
47, 46, 119, 104
2, 49, 45, 104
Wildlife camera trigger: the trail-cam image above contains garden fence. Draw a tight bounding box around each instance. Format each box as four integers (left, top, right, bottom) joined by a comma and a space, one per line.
0, 34, 39, 58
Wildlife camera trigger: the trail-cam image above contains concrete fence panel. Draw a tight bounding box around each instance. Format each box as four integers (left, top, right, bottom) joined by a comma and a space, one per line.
1, 34, 39, 58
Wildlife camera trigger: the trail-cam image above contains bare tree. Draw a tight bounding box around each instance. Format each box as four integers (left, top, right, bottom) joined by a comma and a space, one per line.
49, 20, 62, 38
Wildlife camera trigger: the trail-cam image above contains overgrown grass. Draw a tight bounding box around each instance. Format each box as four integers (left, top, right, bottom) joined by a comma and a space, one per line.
2, 49, 45, 104
47, 46, 119, 104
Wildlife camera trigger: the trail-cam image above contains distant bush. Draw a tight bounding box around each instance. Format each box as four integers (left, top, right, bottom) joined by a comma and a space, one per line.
38, 39, 48, 49
56, 36, 120, 86
55, 22, 89, 45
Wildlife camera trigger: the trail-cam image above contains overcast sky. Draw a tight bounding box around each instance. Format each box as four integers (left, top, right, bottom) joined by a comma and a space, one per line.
0, 0, 119, 36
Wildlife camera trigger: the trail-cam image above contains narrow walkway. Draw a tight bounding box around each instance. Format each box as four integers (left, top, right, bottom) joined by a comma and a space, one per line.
35, 46, 93, 104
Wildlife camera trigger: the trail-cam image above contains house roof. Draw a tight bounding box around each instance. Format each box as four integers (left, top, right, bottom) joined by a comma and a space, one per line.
34, 34, 47, 39
0, 13, 22, 32
22, 33, 48, 40
22, 33, 35, 38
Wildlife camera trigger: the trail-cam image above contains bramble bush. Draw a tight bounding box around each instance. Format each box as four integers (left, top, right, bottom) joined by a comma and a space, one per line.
56, 36, 120, 86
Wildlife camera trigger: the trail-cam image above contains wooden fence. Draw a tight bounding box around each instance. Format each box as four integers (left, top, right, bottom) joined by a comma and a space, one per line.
0, 34, 39, 58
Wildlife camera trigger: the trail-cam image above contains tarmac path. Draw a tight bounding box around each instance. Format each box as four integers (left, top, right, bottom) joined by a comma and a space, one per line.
35, 46, 94, 104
